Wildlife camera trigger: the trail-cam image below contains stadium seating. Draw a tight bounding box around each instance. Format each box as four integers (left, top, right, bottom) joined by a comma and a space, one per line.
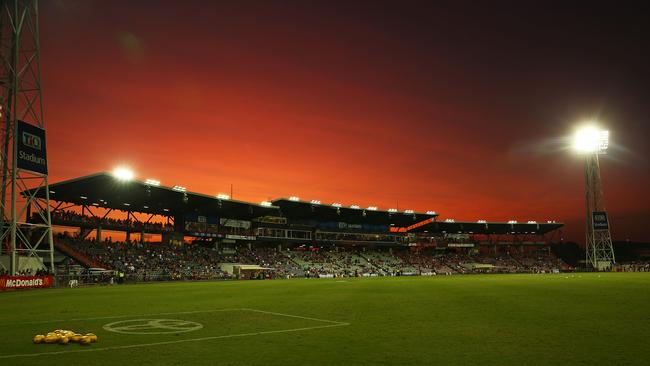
51, 234, 578, 284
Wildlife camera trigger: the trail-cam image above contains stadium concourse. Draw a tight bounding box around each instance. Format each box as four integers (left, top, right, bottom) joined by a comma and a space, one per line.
13, 171, 573, 284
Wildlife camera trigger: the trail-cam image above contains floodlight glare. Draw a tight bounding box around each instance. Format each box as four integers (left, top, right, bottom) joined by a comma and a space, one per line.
216, 193, 230, 200
572, 125, 609, 154
113, 167, 134, 181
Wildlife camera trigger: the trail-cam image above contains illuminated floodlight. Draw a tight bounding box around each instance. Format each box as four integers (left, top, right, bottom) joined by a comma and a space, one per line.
367, 206, 378, 211
572, 125, 609, 154
444, 218, 455, 223
310, 200, 321, 204
388, 208, 398, 213
260, 201, 272, 207
426, 211, 436, 215
527, 220, 537, 224
112, 167, 134, 181
508, 220, 517, 224
332, 203, 342, 207
477, 219, 487, 223
216, 193, 230, 200
350, 205, 360, 209
404, 209, 414, 214
288, 196, 300, 201
145, 178, 160, 186
172, 185, 186, 192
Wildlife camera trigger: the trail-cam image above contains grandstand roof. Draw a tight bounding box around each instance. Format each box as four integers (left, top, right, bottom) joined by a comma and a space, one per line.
407, 219, 563, 235
25, 173, 564, 235
25, 172, 280, 219
271, 198, 437, 227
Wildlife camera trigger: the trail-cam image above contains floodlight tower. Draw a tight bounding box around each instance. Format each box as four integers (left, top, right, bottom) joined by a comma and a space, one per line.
572, 125, 615, 270
0, 0, 54, 275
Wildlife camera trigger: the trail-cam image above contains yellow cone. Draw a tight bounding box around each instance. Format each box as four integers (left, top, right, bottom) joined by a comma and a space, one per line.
70, 334, 83, 343
33, 335, 45, 344
44, 335, 59, 344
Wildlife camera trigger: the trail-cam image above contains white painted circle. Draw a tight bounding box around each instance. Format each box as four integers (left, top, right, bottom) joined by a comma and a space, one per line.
103, 319, 203, 335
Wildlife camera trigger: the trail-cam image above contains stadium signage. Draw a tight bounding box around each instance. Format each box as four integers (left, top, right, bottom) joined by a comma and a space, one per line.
0, 275, 53, 290
592, 211, 609, 230
16, 120, 48, 175
447, 243, 475, 248
225, 234, 256, 241
220, 218, 251, 229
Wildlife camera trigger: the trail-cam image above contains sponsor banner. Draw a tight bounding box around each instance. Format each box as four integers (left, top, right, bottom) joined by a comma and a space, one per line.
225, 234, 256, 241
219, 218, 251, 229
447, 243, 475, 248
17, 120, 48, 175
0, 275, 53, 290
592, 211, 609, 230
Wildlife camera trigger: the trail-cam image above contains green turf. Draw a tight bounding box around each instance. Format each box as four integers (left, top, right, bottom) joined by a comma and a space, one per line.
1, 273, 649, 365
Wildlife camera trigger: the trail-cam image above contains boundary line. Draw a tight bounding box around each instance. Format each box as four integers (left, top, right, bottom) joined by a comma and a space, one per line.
0, 308, 350, 359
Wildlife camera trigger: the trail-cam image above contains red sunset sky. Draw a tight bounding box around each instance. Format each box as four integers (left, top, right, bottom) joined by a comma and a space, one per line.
39, 1, 649, 242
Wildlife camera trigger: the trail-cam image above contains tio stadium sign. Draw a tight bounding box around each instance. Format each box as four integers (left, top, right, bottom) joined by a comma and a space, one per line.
0, 276, 53, 290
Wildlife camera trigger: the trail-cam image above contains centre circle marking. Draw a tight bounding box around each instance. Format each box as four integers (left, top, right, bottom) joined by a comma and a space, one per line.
103, 319, 204, 335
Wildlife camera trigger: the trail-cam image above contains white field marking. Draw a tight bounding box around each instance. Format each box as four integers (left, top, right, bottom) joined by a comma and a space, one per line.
240, 308, 349, 325
0, 312, 350, 359
1, 308, 241, 326
103, 319, 204, 335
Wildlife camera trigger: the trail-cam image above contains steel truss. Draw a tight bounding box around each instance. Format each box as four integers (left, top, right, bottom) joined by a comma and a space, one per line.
584, 154, 615, 270
0, 0, 53, 274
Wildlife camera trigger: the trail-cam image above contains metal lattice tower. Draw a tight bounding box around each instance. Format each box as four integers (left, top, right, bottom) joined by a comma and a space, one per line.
583, 151, 615, 271
0, 0, 54, 275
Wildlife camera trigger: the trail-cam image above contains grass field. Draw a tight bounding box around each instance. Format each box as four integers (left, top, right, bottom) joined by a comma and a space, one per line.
1, 273, 649, 365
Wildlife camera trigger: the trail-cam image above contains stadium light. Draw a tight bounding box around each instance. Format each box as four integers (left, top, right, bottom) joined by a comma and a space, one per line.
426, 211, 436, 215
477, 219, 487, 223
332, 203, 342, 207
571, 123, 615, 269
367, 206, 378, 211
310, 200, 321, 204
172, 185, 186, 192
388, 208, 398, 213
444, 218, 455, 223
527, 220, 537, 224
508, 220, 517, 224
350, 205, 360, 209
404, 209, 414, 214
112, 166, 134, 181
145, 178, 160, 186
216, 193, 230, 200
572, 124, 609, 154
260, 201, 272, 207
288, 196, 300, 201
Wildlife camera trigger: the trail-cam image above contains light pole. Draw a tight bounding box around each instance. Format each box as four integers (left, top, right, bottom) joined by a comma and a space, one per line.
572, 125, 615, 270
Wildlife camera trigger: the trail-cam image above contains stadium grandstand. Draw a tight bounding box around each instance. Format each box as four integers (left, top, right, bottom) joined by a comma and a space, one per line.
3, 170, 584, 284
